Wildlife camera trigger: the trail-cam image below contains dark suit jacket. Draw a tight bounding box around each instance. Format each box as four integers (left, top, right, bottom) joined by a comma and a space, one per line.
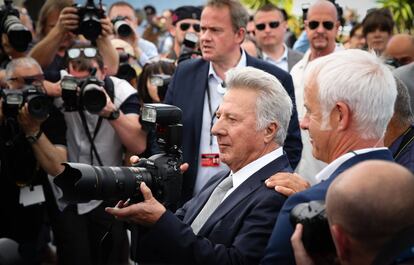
260, 149, 394, 265
165, 53, 302, 202
132, 154, 292, 265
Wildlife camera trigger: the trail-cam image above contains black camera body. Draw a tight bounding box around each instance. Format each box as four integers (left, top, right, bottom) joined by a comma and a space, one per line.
73, 0, 105, 41
1, 85, 51, 120
111, 16, 133, 37
178, 32, 201, 63
290, 200, 335, 254
54, 104, 184, 209
61, 73, 107, 114
0, 0, 32, 52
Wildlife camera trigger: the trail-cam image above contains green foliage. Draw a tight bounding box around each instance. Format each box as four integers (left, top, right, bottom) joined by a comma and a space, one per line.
376, 0, 414, 33
240, 0, 293, 15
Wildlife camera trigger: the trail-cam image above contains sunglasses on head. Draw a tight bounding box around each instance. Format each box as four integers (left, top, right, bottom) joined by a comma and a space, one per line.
179, 22, 201, 32
307, 21, 335, 30
67, 47, 98, 59
8, 74, 45, 86
255, 21, 280, 31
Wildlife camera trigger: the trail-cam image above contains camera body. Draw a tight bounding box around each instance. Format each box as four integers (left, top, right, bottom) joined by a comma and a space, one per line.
178, 32, 200, 63
54, 104, 184, 209
0, 0, 32, 52
1, 85, 51, 120
61, 74, 107, 114
73, 0, 105, 41
290, 201, 335, 254
111, 16, 133, 37
150, 74, 171, 102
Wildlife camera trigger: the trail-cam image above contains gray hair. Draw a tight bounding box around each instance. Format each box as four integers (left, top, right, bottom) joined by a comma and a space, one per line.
225, 66, 292, 145
5, 57, 43, 80
393, 76, 414, 125
205, 0, 249, 32
304, 49, 397, 140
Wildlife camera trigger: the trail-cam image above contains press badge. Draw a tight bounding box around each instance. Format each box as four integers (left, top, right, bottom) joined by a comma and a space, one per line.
201, 153, 220, 167
19, 185, 45, 207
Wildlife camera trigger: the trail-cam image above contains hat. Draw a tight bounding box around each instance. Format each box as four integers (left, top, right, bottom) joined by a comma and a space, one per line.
144, 5, 156, 16
111, 38, 135, 58
172, 6, 202, 25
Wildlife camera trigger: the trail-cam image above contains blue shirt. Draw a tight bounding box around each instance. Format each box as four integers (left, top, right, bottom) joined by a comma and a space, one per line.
138, 38, 159, 66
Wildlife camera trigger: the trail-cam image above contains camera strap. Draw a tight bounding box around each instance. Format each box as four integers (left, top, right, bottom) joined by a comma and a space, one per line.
78, 109, 104, 166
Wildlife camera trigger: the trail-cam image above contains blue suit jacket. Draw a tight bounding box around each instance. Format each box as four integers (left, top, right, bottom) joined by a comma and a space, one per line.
261, 149, 394, 265
132, 154, 292, 265
165, 53, 302, 202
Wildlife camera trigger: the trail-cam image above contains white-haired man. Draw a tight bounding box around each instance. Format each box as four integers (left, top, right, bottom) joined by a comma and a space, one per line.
106, 67, 293, 264
261, 49, 397, 264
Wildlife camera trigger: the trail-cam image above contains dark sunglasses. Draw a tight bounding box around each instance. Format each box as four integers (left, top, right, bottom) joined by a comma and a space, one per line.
255, 21, 280, 31
8, 74, 45, 86
67, 47, 97, 59
179, 23, 201, 33
307, 21, 335, 30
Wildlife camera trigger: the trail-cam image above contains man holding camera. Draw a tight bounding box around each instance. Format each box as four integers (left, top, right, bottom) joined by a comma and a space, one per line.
165, 0, 301, 204
108, 1, 159, 67
291, 160, 414, 265
261, 49, 397, 264
167, 5, 202, 62
106, 66, 293, 264
0, 57, 67, 263
48, 45, 147, 265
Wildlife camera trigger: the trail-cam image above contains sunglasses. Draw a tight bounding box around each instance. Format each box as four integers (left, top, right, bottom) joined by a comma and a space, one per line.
179, 23, 201, 33
67, 47, 98, 59
8, 74, 45, 86
307, 21, 335, 30
255, 21, 280, 31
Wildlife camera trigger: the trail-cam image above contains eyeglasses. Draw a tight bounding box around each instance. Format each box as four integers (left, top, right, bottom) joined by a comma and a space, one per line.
8, 74, 45, 86
255, 21, 280, 31
67, 47, 98, 59
179, 23, 201, 33
307, 21, 335, 30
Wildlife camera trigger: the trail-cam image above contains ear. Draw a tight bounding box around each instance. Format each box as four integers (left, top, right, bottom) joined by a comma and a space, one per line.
235, 27, 246, 45
332, 102, 351, 131
331, 224, 352, 262
264, 122, 278, 144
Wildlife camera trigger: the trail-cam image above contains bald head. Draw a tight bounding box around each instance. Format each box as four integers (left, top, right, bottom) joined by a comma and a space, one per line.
307, 0, 338, 20
385, 34, 414, 66
326, 160, 414, 253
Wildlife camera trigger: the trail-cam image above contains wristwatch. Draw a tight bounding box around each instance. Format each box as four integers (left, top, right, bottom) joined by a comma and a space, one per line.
26, 129, 43, 144
106, 109, 120, 120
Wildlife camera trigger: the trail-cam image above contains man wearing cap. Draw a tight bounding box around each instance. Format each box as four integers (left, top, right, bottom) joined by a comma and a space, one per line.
167, 5, 202, 61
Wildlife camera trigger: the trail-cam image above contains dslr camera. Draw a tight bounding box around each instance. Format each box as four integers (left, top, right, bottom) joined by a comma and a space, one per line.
73, 0, 105, 41
177, 32, 201, 64
0, 0, 32, 52
290, 200, 335, 254
111, 16, 133, 37
60, 69, 107, 114
150, 74, 171, 102
54, 103, 184, 209
1, 85, 51, 121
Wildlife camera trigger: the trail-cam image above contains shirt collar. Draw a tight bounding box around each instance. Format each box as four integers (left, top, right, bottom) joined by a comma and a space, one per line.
208, 49, 247, 83
262, 43, 288, 63
230, 146, 284, 189
314, 147, 388, 183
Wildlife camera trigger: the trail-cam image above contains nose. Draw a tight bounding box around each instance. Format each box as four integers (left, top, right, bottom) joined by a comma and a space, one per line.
211, 117, 225, 137
300, 114, 309, 130
200, 28, 210, 42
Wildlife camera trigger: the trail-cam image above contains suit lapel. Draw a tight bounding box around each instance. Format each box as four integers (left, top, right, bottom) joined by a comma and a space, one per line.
199, 154, 291, 235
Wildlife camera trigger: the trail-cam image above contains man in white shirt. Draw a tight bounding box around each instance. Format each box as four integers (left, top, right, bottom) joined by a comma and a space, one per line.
254, 4, 303, 72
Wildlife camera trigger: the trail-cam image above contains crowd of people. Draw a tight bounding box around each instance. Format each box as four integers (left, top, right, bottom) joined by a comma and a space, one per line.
0, 0, 413, 264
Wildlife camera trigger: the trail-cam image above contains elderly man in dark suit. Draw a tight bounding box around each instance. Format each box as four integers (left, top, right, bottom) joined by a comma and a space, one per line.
261, 49, 398, 264
106, 66, 294, 264
165, 0, 301, 203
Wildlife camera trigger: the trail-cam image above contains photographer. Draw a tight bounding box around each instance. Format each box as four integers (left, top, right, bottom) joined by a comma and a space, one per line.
108, 1, 159, 67
291, 160, 414, 265
0, 57, 67, 264
29, 0, 119, 85
49, 43, 146, 265
167, 5, 202, 62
